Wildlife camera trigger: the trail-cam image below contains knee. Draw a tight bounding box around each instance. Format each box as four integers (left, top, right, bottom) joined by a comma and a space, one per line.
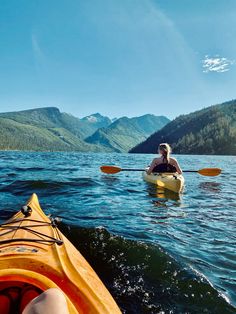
42, 288, 66, 301
41, 288, 68, 308
23, 288, 69, 314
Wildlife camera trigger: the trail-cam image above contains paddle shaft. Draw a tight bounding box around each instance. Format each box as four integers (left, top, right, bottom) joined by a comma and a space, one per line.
183, 170, 199, 173
119, 168, 144, 171
123, 170, 200, 172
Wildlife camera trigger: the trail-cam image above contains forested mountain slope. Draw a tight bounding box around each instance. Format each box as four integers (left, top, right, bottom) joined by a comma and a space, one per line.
130, 100, 236, 155
86, 115, 170, 152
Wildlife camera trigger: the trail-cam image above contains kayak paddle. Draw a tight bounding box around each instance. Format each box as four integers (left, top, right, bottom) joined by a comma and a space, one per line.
100, 166, 143, 174
100, 166, 221, 176
183, 168, 222, 176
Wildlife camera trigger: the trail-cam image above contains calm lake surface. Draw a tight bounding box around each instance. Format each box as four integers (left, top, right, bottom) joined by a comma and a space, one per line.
0, 152, 235, 314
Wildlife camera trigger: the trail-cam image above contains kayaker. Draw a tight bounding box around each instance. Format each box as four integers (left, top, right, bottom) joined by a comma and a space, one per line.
147, 143, 182, 175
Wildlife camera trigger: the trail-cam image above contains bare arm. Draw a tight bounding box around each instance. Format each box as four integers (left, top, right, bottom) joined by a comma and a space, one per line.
170, 158, 182, 174
147, 158, 158, 175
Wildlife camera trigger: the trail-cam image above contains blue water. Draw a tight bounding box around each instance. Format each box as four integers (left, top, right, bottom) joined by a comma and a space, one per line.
0, 152, 235, 313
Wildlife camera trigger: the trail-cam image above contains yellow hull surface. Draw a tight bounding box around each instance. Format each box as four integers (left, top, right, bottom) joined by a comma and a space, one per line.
0, 193, 121, 314
143, 171, 184, 193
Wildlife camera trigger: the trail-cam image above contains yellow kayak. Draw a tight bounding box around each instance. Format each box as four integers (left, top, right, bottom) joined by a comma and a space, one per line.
143, 170, 184, 193
0, 193, 121, 313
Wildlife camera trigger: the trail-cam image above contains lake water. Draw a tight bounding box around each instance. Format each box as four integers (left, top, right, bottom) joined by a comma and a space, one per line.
0, 152, 235, 314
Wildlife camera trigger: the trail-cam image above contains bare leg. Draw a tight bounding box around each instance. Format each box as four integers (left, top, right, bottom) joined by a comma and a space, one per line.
22, 288, 69, 314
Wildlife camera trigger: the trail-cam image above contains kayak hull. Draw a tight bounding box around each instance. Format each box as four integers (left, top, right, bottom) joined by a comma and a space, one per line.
0, 193, 121, 314
143, 171, 184, 193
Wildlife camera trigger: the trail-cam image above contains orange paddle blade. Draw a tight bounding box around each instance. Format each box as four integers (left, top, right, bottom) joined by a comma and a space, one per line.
198, 168, 221, 176
100, 165, 122, 174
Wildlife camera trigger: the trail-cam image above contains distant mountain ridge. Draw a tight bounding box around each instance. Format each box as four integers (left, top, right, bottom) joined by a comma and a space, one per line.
86, 115, 170, 152
130, 100, 236, 155
81, 113, 112, 129
0, 107, 102, 152
0, 107, 169, 152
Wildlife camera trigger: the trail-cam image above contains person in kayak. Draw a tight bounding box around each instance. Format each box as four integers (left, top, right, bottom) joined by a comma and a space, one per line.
147, 143, 182, 175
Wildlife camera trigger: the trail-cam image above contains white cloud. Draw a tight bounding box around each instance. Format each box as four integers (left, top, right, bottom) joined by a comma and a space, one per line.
32, 34, 43, 58
202, 55, 235, 73
31, 33, 47, 70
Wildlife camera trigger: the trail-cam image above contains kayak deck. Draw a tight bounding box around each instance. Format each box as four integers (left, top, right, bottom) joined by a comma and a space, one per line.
0, 194, 121, 314
143, 171, 184, 193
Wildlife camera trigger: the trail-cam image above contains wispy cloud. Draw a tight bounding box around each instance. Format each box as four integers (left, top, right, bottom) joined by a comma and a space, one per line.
202, 55, 235, 73
31, 33, 46, 67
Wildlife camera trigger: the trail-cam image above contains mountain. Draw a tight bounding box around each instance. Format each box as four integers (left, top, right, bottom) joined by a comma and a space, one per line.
85, 115, 170, 152
130, 100, 236, 155
81, 113, 112, 130
0, 107, 104, 152
0, 107, 110, 140
0, 107, 169, 153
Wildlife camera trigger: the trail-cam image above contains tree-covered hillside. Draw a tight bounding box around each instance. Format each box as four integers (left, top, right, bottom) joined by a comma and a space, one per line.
0, 117, 103, 152
130, 100, 236, 155
0, 107, 110, 139
0, 107, 105, 152
85, 115, 170, 152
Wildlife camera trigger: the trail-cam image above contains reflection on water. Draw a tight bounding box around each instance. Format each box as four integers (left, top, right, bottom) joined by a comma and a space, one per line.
101, 175, 121, 185
199, 181, 222, 193
152, 199, 168, 208
145, 182, 182, 201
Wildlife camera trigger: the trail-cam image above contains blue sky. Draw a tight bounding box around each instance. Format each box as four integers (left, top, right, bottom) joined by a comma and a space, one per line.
0, 0, 235, 119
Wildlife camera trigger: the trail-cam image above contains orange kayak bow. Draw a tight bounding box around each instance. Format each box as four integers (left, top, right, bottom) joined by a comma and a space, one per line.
0, 193, 121, 313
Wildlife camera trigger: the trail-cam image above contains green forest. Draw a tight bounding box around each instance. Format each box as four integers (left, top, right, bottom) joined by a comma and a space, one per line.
0, 107, 102, 152
130, 100, 236, 155
86, 115, 169, 152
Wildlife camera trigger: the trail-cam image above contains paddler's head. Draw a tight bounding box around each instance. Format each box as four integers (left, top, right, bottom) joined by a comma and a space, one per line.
158, 143, 171, 162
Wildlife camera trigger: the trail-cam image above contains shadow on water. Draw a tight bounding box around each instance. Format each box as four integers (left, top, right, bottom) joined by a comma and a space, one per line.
199, 182, 222, 193
101, 175, 121, 184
